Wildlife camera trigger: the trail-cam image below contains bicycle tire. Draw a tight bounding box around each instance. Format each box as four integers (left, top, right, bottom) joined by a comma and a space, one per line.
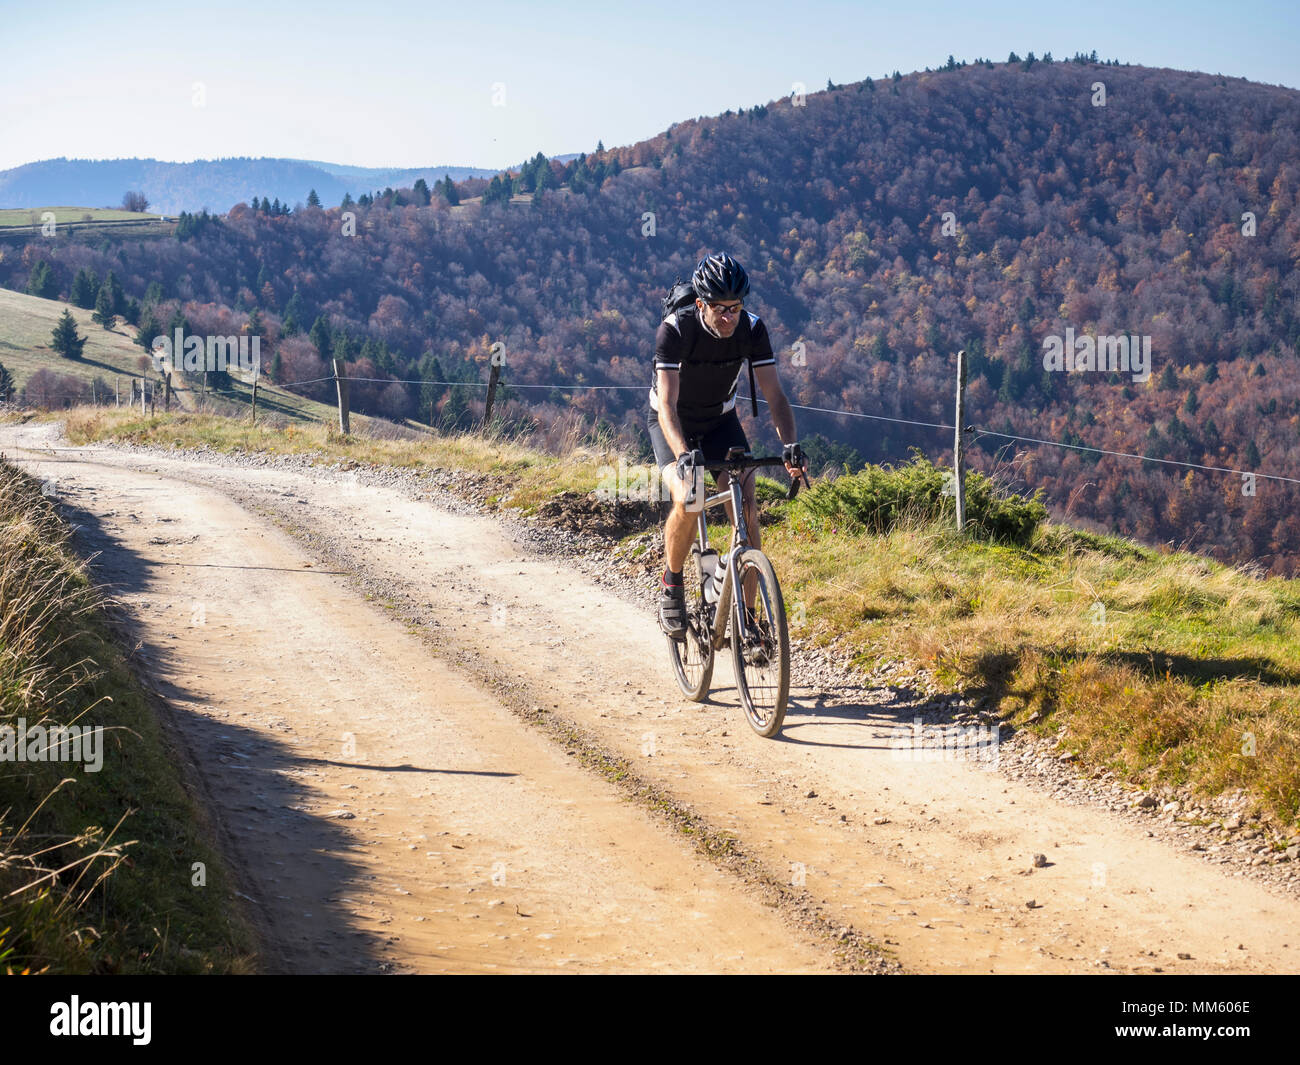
729, 548, 790, 737
667, 544, 715, 701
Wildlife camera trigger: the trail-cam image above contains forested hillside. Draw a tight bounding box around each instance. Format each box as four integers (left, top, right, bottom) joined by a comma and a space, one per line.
5, 54, 1299, 571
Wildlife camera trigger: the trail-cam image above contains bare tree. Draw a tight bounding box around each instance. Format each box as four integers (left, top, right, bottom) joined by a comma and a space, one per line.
122, 191, 150, 213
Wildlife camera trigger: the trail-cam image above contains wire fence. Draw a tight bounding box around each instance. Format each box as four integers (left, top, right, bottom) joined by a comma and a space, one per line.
272, 372, 1299, 487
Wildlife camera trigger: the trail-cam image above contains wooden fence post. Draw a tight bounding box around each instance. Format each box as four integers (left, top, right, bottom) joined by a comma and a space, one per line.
482, 356, 502, 430
333, 357, 351, 435
954, 349, 967, 533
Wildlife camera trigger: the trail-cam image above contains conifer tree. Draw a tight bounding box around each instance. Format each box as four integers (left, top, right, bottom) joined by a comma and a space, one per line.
52, 309, 86, 358
92, 285, 116, 329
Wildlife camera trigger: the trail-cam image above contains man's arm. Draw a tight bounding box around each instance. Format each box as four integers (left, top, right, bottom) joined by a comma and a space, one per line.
753, 362, 801, 455
656, 368, 691, 460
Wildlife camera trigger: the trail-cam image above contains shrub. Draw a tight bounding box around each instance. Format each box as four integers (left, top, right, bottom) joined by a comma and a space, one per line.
789, 452, 1047, 544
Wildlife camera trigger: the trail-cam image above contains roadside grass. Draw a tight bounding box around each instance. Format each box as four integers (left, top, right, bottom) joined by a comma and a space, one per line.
760, 509, 1300, 828
60, 405, 609, 512
44, 405, 1300, 830
0, 461, 258, 973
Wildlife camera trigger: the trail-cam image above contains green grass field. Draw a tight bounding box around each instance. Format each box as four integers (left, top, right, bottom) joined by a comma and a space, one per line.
0, 206, 166, 229
0, 286, 363, 426
0, 287, 154, 392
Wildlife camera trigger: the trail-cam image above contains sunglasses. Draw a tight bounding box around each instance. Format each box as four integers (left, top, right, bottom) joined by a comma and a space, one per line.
702, 300, 743, 316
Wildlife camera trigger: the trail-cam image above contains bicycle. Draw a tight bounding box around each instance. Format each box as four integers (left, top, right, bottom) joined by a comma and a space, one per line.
665, 447, 810, 738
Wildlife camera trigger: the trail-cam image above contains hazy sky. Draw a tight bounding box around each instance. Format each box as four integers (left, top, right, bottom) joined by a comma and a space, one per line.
4, 0, 1297, 172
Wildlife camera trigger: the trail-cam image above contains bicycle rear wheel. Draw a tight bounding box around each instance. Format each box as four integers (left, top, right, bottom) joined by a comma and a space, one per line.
729, 548, 790, 737
667, 544, 715, 701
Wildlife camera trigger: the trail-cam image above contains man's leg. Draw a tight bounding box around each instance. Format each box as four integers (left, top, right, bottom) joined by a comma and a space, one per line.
663, 463, 699, 573
658, 459, 704, 636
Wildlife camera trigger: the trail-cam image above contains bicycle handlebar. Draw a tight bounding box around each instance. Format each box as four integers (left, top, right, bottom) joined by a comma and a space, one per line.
689, 452, 811, 500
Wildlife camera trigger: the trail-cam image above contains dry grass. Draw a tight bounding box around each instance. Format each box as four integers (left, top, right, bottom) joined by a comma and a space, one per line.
61, 405, 618, 512
0, 460, 257, 972
763, 510, 1300, 828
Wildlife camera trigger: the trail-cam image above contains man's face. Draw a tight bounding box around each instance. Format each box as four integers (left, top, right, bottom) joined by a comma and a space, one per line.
698, 298, 742, 337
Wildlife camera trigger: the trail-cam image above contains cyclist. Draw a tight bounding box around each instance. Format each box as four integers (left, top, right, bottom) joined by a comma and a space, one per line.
649, 252, 807, 638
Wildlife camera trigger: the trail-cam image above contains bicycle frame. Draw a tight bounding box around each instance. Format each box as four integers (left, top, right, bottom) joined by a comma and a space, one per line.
691, 468, 757, 653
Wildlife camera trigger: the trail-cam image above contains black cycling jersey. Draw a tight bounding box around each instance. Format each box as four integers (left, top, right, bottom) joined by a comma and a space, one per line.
650, 304, 776, 429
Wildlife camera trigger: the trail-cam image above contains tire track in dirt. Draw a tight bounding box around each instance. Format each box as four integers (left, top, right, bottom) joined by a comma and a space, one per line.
10, 423, 1300, 974
2, 425, 834, 973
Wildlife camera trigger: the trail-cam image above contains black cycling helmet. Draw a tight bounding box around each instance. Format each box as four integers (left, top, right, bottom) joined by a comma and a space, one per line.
691, 253, 750, 302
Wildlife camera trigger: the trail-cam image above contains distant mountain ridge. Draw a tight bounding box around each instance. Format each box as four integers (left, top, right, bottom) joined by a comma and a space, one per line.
0, 155, 575, 215
6, 58, 1300, 571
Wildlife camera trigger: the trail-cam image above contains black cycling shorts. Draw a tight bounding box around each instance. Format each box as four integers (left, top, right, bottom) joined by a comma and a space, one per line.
647, 405, 750, 471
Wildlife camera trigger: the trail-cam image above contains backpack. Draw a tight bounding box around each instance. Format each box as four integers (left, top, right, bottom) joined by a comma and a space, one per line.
661, 279, 758, 417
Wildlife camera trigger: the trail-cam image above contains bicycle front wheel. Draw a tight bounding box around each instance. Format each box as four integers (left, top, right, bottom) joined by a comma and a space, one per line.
729, 548, 790, 737
667, 544, 716, 701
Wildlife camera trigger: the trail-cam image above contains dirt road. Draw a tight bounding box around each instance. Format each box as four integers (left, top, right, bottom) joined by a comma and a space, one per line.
5, 420, 1298, 974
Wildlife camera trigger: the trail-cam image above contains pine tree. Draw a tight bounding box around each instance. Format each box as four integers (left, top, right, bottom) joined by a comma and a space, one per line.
282, 291, 303, 335
482, 175, 510, 205
26, 260, 57, 299
998, 359, 1018, 404
52, 309, 86, 358
104, 270, 125, 316
92, 284, 116, 329
0, 361, 13, 401
413, 178, 431, 206
70, 268, 98, 309
532, 163, 554, 203
137, 311, 161, 354
442, 174, 459, 206
307, 188, 321, 207
309, 316, 331, 358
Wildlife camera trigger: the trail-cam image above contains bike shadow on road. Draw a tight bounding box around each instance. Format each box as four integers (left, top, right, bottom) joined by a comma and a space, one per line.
768, 679, 965, 749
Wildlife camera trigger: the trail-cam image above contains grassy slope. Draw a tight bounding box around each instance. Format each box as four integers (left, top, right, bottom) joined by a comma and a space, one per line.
0, 208, 166, 228
0, 287, 155, 392
58, 407, 1300, 835
0, 287, 354, 426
